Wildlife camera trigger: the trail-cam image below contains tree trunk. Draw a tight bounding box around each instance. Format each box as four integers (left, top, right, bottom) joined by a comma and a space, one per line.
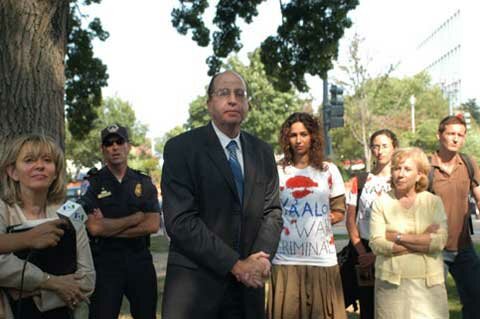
360, 99, 371, 171
0, 0, 69, 152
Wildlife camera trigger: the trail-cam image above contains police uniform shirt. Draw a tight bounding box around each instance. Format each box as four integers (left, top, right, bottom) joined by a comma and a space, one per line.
81, 166, 160, 250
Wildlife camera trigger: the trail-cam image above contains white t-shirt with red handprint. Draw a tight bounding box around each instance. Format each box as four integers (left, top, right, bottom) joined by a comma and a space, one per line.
273, 163, 345, 267
346, 174, 391, 240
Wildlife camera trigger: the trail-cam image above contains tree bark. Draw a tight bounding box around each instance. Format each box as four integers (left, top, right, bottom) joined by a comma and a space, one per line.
0, 0, 69, 152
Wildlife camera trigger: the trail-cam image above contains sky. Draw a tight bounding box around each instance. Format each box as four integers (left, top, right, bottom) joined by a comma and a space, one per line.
85, 0, 459, 140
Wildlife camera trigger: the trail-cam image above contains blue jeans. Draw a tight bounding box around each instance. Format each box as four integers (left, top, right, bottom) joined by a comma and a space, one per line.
444, 243, 480, 319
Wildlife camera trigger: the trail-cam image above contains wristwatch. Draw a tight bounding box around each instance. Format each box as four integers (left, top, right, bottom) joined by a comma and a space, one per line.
395, 233, 402, 244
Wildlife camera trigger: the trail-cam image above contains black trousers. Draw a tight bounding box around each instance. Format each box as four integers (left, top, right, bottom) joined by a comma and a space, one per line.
354, 239, 374, 319
88, 248, 157, 319
162, 268, 246, 319
10, 297, 72, 319
218, 275, 244, 319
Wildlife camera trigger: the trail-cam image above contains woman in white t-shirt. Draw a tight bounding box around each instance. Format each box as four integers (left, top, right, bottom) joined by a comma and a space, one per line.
345, 129, 398, 319
267, 112, 347, 319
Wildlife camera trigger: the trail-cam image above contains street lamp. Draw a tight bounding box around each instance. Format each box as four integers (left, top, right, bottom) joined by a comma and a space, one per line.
410, 95, 416, 133
447, 90, 453, 116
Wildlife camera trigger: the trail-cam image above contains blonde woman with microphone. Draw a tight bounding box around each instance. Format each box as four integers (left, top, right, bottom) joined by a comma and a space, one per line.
0, 134, 95, 319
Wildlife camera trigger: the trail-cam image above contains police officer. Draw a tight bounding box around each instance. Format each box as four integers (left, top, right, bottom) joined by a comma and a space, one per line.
81, 124, 160, 319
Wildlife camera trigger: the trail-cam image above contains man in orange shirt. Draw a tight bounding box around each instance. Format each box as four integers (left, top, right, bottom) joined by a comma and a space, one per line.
430, 115, 480, 319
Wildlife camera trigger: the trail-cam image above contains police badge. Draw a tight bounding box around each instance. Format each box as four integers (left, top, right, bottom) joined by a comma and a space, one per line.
135, 183, 142, 197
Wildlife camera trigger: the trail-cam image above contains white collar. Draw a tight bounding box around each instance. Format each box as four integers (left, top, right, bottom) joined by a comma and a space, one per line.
211, 121, 242, 151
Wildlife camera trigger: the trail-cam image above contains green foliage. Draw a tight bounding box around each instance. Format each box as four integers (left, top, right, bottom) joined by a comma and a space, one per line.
338, 73, 449, 161
463, 130, 480, 162
460, 99, 480, 125
402, 118, 438, 153
181, 50, 305, 151
331, 127, 363, 160
65, 97, 155, 174
261, 0, 359, 92
228, 51, 305, 149
65, 0, 109, 139
185, 96, 210, 130
172, 0, 264, 74
171, 0, 210, 46
128, 138, 161, 185
154, 125, 187, 157
172, 0, 359, 92
335, 34, 449, 164
345, 73, 448, 155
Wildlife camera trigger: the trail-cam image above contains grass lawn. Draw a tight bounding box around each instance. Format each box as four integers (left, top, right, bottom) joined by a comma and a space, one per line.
334, 233, 350, 241
149, 234, 170, 254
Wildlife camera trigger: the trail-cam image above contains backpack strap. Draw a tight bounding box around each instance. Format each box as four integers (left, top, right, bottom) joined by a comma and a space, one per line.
428, 153, 478, 235
459, 153, 478, 235
459, 153, 479, 189
355, 171, 369, 213
428, 153, 479, 193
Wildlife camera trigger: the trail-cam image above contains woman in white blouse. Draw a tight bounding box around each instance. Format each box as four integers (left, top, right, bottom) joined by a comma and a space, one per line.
0, 134, 95, 319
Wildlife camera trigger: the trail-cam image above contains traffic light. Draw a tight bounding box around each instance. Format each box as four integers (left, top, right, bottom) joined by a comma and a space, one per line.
328, 85, 344, 129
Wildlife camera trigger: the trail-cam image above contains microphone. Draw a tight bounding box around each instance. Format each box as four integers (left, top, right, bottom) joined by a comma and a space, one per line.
56, 200, 88, 231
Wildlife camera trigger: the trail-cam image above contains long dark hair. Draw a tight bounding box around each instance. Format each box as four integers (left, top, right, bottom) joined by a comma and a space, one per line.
279, 112, 324, 170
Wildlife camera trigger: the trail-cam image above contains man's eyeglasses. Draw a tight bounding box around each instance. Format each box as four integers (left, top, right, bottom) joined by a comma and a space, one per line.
103, 138, 126, 147
210, 88, 247, 100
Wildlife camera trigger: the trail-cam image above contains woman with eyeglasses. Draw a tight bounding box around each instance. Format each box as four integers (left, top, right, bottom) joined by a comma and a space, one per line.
0, 134, 95, 319
267, 112, 347, 319
344, 129, 398, 319
369, 147, 448, 318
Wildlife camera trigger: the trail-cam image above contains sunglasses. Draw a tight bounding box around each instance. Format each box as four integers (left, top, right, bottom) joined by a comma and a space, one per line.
103, 138, 126, 147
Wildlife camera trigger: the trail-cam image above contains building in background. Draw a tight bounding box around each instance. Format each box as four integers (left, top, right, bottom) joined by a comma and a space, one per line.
409, 1, 480, 113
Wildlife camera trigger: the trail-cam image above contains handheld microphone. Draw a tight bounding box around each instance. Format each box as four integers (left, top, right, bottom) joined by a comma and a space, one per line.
56, 200, 88, 231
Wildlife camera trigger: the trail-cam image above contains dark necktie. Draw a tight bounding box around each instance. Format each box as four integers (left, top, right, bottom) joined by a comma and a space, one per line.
226, 140, 244, 204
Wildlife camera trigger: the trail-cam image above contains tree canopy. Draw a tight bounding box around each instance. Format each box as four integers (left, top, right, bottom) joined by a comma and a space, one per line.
65, 97, 159, 182
330, 34, 450, 168
66, 0, 110, 138
460, 99, 480, 125
172, 0, 358, 92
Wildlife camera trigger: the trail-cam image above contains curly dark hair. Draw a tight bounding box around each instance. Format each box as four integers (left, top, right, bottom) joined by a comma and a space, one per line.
279, 112, 324, 170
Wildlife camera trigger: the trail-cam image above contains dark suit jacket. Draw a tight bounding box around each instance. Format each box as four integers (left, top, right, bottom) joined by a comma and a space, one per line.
161, 123, 283, 319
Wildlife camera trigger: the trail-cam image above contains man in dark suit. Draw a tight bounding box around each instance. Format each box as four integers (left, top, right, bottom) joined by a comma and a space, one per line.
161, 70, 283, 319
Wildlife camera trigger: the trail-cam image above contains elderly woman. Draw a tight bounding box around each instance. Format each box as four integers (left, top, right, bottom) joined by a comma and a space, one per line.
369, 147, 448, 318
0, 134, 95, 319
